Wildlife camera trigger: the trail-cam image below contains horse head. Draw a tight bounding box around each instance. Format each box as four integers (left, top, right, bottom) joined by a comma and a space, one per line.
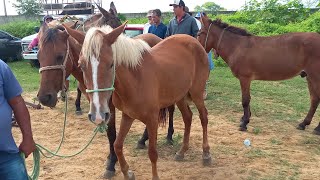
81, 2, 121, 32
79, 22, 127, 125
37, 23, 77, 107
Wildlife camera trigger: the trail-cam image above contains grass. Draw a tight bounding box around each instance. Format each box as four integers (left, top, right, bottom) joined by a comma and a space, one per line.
8, 60, 78, 92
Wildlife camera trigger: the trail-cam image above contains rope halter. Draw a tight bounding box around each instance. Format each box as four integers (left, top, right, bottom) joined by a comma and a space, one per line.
39, 40, 71, 96
85, 64, 116, 93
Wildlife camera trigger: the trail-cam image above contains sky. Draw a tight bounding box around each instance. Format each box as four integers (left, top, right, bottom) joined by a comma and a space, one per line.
0, 0, 248, 16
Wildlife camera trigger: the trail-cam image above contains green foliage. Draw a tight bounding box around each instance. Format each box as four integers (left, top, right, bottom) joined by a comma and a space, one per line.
242, 0, 310, 25
0, 20, 39, 38
194, 2, 226, 13
117, 13, 127, 22
13, 0, 43, 16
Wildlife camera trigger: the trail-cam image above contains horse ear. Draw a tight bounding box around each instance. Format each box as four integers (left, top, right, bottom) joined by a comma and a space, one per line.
109, 2, 118, 16
200, 15, 209, 27
62, 24, 85, 44
96, 3, 112, 19
104, 21, 127, 45
69, 21, 78, 29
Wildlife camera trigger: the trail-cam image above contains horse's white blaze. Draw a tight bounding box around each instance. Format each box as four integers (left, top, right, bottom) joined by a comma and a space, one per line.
91, 56, 103, 122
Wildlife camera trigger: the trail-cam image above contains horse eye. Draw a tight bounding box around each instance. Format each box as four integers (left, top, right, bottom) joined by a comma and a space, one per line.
56, 55, 64, 64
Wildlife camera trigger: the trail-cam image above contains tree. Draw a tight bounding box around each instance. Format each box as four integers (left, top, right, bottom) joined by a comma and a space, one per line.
13, 0, 43, 16
194, 2, 226, 13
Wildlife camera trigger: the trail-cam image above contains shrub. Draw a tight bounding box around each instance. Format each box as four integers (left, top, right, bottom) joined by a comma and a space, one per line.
0, 20, 39, 38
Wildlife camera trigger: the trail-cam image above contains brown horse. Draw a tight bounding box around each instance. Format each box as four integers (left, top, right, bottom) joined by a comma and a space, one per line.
37, 16, 175, 178
79, 23, 211, 179
36, 3, 121, 178
198, 16, 320, 134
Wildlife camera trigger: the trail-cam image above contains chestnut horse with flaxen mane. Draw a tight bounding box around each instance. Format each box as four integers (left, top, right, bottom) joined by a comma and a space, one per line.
198, 16, 320, 134
79, 23, 212, 179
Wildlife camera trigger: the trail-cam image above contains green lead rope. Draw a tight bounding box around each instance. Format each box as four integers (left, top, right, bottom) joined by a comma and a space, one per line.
21, 93, 107, 180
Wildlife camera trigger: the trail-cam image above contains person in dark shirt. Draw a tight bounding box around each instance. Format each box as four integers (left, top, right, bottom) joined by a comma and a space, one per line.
148, 9, 167, 39
166, 0, 199, 38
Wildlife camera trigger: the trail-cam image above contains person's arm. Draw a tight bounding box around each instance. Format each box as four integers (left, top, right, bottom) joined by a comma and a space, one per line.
191, 19, 199, 38
9, 96, 36, 158
28, 36, 39, 51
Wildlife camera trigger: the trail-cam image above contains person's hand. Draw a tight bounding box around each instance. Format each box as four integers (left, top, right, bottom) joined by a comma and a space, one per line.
27, 46, 33, 51
19, 138, 36, 158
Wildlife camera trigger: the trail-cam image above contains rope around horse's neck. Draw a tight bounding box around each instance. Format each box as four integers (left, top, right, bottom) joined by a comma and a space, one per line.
21, 94, 107, 180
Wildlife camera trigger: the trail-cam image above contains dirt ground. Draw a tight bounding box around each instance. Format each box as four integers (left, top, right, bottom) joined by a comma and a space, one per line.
13, 92, 320, 180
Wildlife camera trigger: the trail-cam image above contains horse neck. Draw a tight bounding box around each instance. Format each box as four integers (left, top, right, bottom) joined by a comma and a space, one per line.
211, 27, 245, 62
67, 37, 85, 87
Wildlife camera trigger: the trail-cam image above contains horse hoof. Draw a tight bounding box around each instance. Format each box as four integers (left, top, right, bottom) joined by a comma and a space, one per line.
128, 170, 135, 180
297, 123, 306, 130
203, 152, 212, 166
136, 142, 146, 149
239, 126, 247, 131
312, 130, 320, 135
174, 153, 184, 161
103, 170, 115, 179
75, 110, 82, 116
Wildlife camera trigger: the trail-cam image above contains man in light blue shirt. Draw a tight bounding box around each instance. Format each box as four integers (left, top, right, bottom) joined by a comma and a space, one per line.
0, 59, 36, 179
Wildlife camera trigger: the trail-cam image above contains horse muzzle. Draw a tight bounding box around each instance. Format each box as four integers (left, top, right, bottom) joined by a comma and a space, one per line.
88, 112, 111, 125
37, 92, 58, 107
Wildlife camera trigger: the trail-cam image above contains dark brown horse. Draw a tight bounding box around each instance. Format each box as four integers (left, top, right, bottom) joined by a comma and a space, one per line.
79, 23, 211, 179
36, 3, 121, 178
198, 16, 320, 134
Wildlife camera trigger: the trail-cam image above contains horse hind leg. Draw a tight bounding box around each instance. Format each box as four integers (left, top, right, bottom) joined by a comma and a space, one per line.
174, 99, 193, 162
239, 78, 252, 131
136, 104, 175, 149
166, 104, 175, 145
75, 86, 83, 115
189, 92, 212, 166
146, 116, 160, 180
297, 75, 320, 135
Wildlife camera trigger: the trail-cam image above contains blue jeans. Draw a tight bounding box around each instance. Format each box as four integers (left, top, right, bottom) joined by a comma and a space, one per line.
0, 152, 28, 180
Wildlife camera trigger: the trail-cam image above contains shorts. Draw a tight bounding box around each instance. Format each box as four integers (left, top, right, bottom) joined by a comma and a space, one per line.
0, 152, 28, 180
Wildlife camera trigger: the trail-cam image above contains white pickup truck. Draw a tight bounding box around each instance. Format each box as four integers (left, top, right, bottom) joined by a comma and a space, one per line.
21, 33, 39, 67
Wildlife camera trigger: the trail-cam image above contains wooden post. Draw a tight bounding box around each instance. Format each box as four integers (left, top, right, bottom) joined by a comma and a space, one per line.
3, 0, 7, 16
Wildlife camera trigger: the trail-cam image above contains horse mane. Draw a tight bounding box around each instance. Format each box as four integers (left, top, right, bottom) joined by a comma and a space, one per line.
81, 25, 151, 68
210, 19, 252, 36
39, 25, 65, 49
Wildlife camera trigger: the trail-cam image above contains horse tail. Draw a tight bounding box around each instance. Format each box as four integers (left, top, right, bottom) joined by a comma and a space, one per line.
158, 108, 168, 127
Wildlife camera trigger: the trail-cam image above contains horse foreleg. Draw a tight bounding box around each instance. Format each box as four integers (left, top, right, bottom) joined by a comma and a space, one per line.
103, 100, 118, 179
166, 104, 175, 144
75, 86, 82, 115
174, 99, 192, 161
297, 76, 320, 134
239, 78, 251, 131
114, 113, 135, 180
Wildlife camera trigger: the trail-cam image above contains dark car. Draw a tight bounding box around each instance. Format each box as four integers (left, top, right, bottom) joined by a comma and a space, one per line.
0, 30, 22, 62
